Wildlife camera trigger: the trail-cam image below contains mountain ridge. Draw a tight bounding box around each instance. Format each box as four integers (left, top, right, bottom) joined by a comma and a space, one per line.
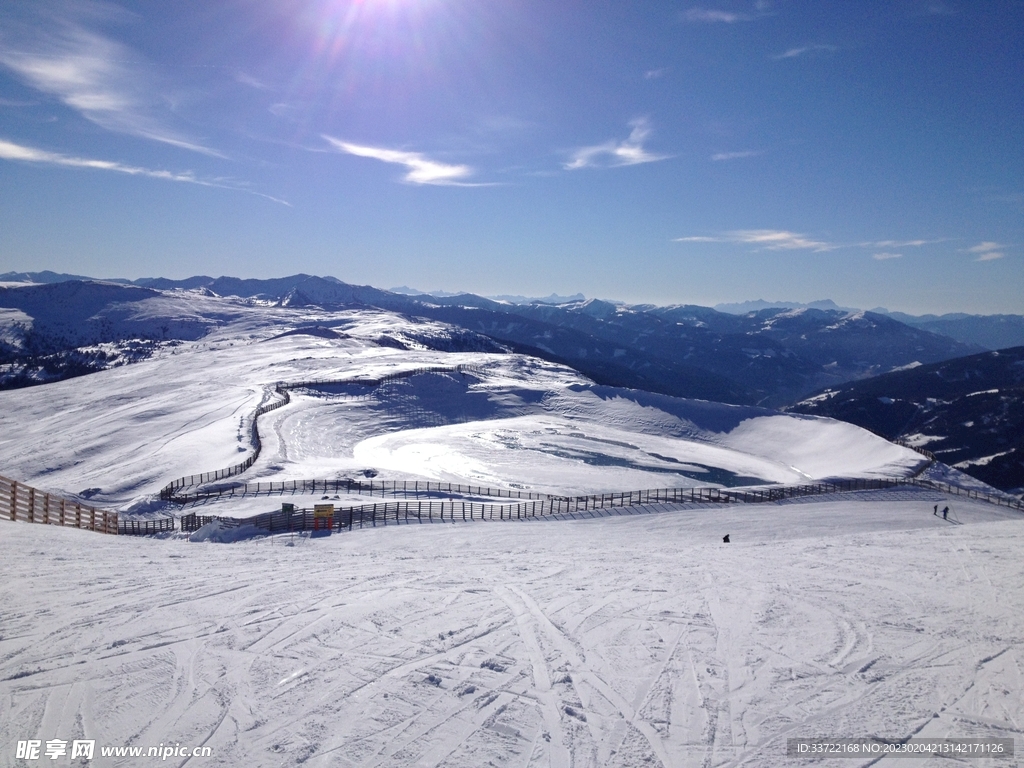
1, 275, 985, 407
789, 347, 1024, 493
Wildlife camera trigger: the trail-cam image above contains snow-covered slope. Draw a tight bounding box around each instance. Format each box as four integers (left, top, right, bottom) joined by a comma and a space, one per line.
0, 295, 925, 513
2, 490, 1022, 767
1, 291, 1021, 768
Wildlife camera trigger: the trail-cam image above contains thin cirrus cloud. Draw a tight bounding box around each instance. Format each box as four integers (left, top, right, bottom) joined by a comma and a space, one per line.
323, 136, 480, 186
677, 232, 952, 255
565, 119, 670, 170
969, 242, 1005, 262
0, 3, 222, 157
0, 137, 288, 205
773, 44, 838, 60
682, 8, 755, 23
861, 239, 942, 248
711, 150, 760, 161
675, 230, 835, 252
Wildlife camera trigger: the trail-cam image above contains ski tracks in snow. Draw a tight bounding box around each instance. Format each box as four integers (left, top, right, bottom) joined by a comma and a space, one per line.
4, 507, 1024, 767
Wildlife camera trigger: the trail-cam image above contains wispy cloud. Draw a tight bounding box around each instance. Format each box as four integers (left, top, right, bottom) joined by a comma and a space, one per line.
565, 119, 670, 170
0, 137, 287, 204
773, 44, 838, 60
969, 242, 1005, 261
860, 238, 944, 248
644, 68, 667, 80
0, 97, 39, 108
0, 2, 221, 156
711, 150, 760, 161
235, 72, 270, 91
323, 136, 479, 186
682, 8, 755, 23
675, 230, 835, 251
677, 231, 958, 257
269, 102, 305, 119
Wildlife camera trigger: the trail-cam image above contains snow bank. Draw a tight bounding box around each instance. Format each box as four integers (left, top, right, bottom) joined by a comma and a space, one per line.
188, 520, 266, 543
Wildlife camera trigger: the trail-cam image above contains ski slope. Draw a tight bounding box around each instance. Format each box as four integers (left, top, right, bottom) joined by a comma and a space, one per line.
2, 491, 1022, 767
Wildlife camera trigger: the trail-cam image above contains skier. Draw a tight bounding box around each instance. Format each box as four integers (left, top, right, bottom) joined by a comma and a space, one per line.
942, 506, 949, 520
933, 504, 938, 516
723, 534, 730, 543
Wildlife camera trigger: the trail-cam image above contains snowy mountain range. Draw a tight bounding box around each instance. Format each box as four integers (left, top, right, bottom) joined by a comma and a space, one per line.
0, 274, 990, 405
790, 347, 1024, 494
2, 272, 1020, 495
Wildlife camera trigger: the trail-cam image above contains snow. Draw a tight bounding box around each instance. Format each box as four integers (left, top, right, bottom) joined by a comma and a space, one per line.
890, 361, 923, 372
0, 296, 927, 513
2, 489, 1022, 767
903, 432, 946, 448
966, 389, 1000, 397
953, 450, 1015, 469
1, 292, 1021, 766
0, 307, 32, 345
188, 520, 266, 543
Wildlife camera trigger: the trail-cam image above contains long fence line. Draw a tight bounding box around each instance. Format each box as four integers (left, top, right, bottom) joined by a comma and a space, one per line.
182, 484, 735, 532
1, 474, 118, 535
181, 476, 1023, 534
171, 476, 886, 507
158, 364, 482, 502
894, 438, 937, 462
5, 470, 1019, 539
171, 478, 549, 505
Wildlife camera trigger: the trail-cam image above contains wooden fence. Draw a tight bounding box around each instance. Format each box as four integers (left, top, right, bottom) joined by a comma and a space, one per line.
181, 486, 730, 533
894, 438, 937, 462
181, 475, 1023, 535
920, 478, 1024, 510
168, 475, 960, 509
118, 517, 176, 535
159, 364, 482, 502
0, 474, 118, 535
5, 470, 1019, 540
171, 477, 549, 505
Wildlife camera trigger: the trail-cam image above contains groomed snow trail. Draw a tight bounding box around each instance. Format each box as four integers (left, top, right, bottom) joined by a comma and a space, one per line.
2, 492, 1022, 767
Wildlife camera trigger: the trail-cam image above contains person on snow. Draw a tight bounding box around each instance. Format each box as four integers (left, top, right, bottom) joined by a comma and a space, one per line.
942, 506, 949, 520
934, 504, 938, 516
723, 534, 730, 543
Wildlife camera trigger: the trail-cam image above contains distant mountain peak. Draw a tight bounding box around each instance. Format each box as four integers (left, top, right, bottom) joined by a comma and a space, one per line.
716, 298, 858, 314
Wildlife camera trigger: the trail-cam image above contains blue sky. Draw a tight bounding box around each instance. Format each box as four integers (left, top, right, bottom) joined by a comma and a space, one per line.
0, 0, 1021, 314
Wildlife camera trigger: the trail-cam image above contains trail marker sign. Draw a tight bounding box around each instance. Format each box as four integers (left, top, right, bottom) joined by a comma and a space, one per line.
313, 503, 334, 534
